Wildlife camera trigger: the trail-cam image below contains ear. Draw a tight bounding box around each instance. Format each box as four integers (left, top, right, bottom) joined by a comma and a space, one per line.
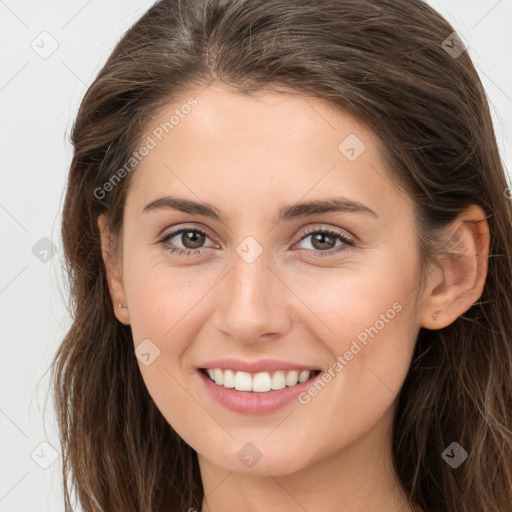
97, 214, 130, 325
418, 204, 490, 330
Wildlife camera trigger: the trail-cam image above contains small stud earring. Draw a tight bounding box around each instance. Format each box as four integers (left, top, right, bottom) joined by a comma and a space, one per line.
118, 304, 128, 309
433, 311, 439, 321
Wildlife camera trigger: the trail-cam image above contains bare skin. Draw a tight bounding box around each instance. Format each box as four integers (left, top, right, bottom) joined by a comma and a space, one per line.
98, 83, 489, 512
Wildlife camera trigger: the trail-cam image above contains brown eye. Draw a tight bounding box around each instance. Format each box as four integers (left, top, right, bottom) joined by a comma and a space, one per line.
160, 227, 214, 256
309, 232, 337, 251
296, 228, 355, 258
179, 230, 206, 249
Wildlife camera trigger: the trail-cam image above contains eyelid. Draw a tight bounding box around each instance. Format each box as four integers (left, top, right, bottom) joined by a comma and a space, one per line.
155, 221, 214, 240
158, 222, 355, 242
158, 222, 357, 256
297, 225, 355, 244
158, 224, 217, 248
157, 222, 217, 241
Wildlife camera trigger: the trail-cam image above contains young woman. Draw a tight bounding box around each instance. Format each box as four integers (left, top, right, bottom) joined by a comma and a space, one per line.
51, 0, 512, 510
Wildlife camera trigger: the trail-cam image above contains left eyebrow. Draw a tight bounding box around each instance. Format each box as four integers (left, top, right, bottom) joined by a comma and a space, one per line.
279, 197, 378, 220
142, 195, 378, 222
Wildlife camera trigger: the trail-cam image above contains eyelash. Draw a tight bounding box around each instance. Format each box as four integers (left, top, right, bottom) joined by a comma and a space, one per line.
158, 226, 355, 259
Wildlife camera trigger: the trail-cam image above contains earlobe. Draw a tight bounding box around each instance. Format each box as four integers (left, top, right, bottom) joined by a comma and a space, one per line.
419, 205, 490, 330
97, 214, 131, 325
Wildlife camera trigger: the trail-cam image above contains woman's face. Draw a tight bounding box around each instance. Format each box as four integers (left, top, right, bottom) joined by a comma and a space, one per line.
107, 83, 428, 477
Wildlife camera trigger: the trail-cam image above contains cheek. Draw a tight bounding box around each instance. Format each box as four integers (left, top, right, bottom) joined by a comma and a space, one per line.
294, 251, 420, 429
123, 249, 211, 341
293, 244, 418, 349
122, 261, 212, 436
122, 257, 217, 411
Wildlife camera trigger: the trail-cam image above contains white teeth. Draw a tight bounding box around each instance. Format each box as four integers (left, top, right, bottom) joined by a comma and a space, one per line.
298, 370, 310, 383
223, 369, 235, 388
205, 368, 313, 392
214, 368, 224, 385
253, 372, 272, 392
271, 371, 286, 390
285, 370, 299, 386
234, 371, 252, 391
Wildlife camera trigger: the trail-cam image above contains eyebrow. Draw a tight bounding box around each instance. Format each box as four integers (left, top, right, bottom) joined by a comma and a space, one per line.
142, 195, 378, 222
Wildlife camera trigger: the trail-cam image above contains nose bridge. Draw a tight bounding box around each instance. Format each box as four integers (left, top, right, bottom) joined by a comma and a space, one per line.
213, 241, 290, 343
233, 250, 270, 309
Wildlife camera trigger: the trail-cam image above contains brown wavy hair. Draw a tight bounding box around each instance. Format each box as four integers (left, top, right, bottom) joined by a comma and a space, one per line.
51, 0, 512, 510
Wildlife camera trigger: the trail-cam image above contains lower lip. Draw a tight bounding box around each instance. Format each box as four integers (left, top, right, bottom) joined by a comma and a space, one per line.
197, 369, 320, 415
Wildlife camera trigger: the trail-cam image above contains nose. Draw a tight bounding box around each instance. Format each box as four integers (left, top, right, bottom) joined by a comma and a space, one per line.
212, 248, 292, 345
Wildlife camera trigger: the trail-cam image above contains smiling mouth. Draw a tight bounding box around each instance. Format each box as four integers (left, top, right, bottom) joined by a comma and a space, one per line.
200, 368, 322, 393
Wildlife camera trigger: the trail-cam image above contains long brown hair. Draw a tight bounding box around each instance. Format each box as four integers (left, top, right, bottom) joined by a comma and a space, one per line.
51, 0, 512, 510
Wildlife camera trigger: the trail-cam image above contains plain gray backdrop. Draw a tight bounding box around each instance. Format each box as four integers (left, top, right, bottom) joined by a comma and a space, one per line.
1, 1, 511, 510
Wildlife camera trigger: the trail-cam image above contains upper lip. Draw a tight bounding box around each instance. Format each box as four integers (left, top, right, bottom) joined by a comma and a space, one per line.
199, 358, 321, 374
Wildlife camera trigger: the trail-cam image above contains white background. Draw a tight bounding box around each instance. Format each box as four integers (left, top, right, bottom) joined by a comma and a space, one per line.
0, 1, 511, 510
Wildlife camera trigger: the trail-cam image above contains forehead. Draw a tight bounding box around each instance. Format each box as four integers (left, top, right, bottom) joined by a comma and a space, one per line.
140, 83, 379, 154
127, 83, 410, 222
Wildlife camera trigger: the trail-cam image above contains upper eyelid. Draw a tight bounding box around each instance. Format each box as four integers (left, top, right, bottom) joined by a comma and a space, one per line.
160, 225, 216, 244
300, 226, 353, 241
